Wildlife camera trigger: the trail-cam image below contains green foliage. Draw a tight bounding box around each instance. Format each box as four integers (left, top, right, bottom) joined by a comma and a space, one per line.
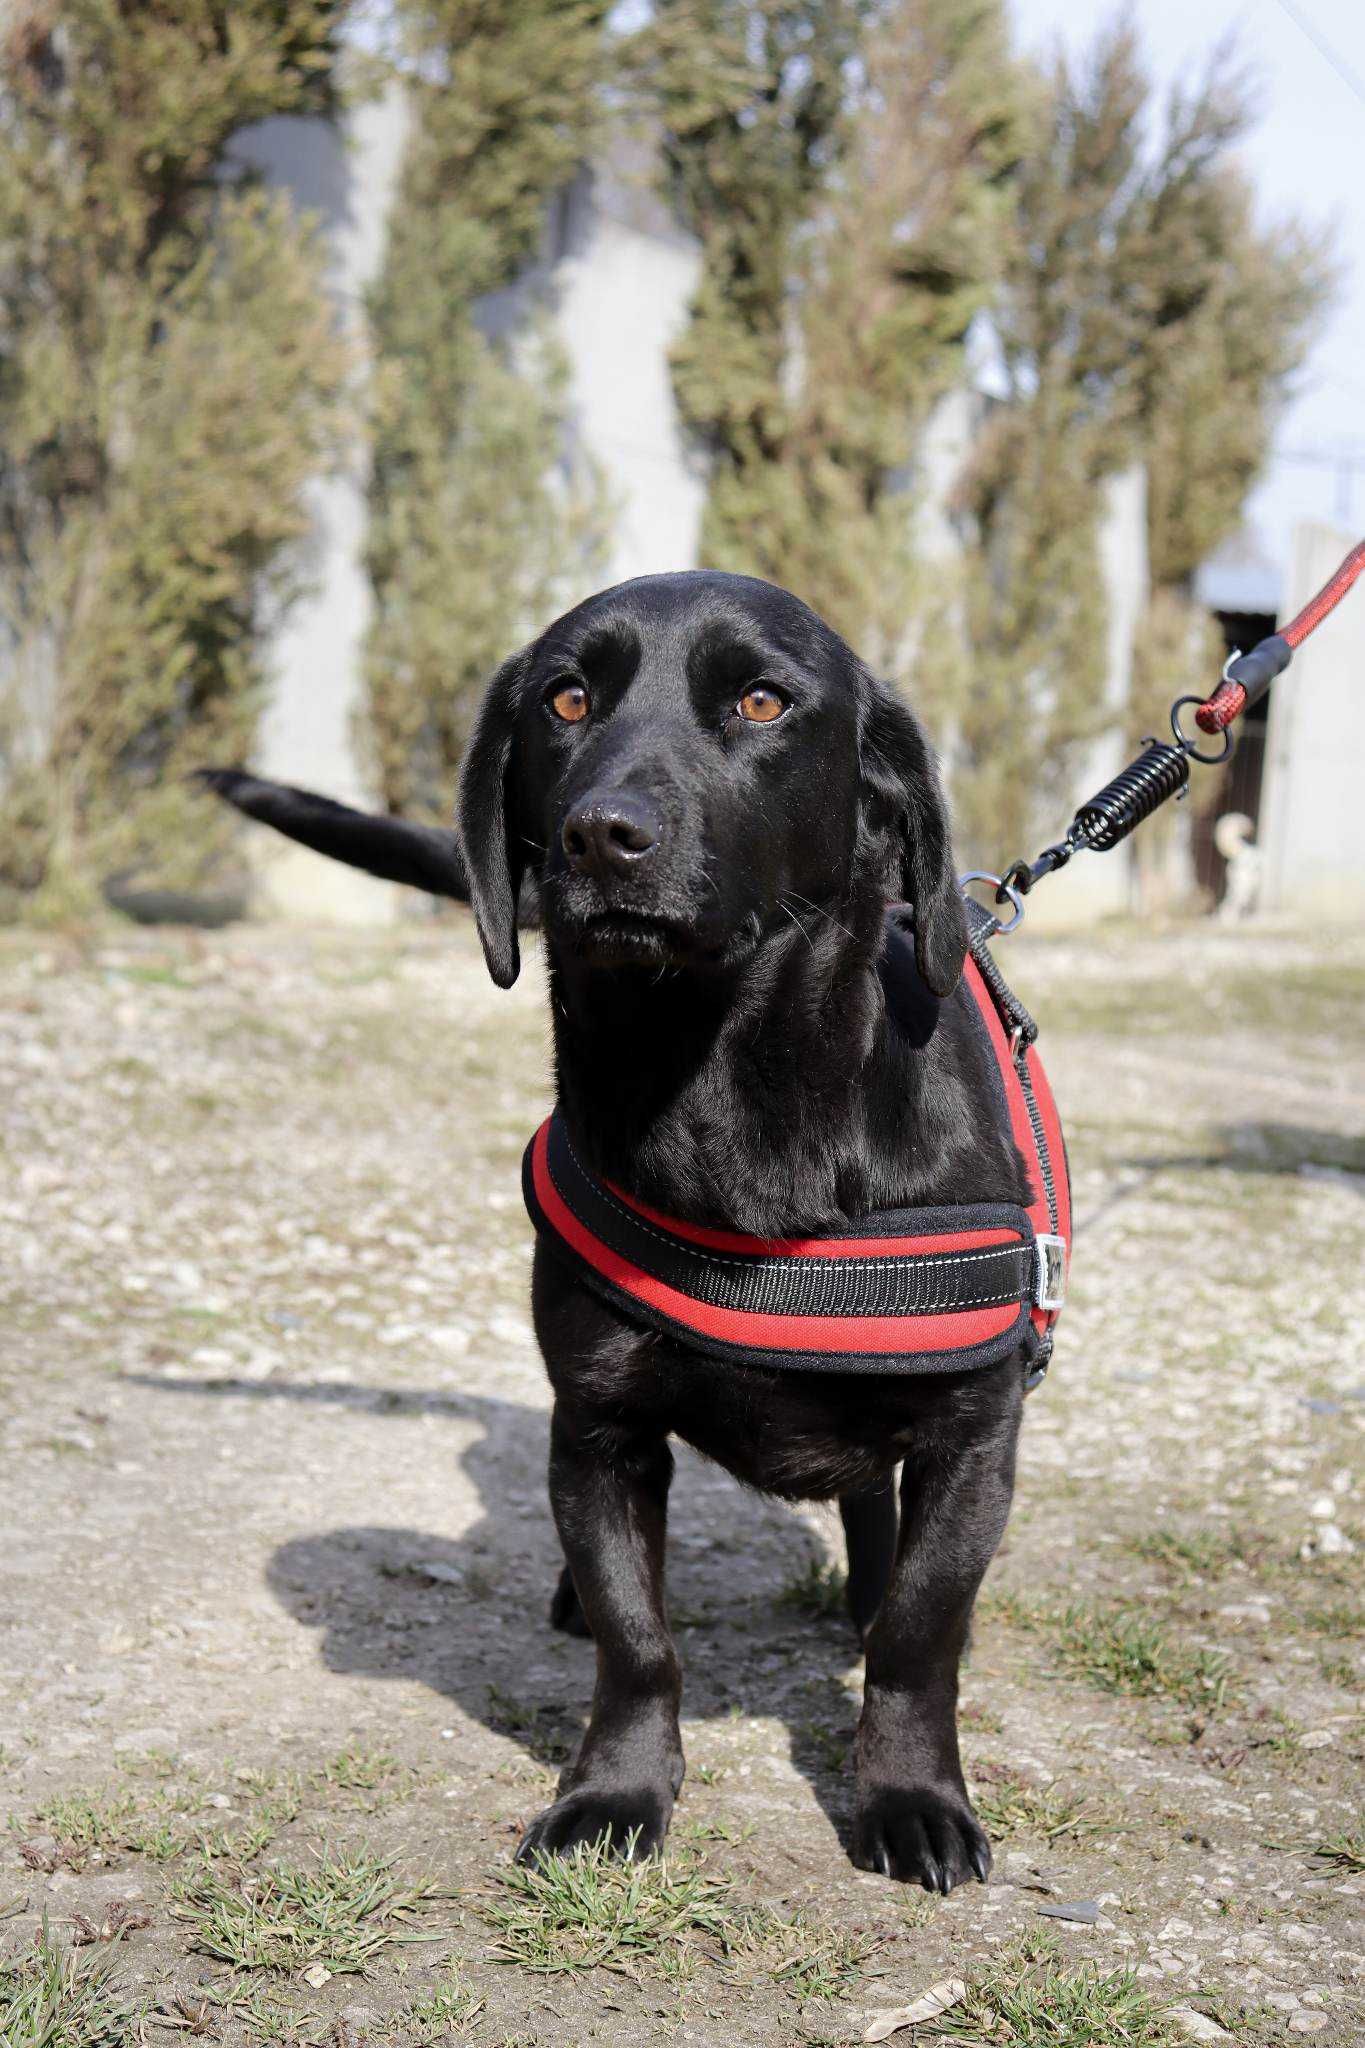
642, 0, 863, 573
776, 0, 1024, 670
956, 24, 1329, 862
933, 1933, 1182, 2045
484, 1829, 740, 1975
0, 1925, 139, 2048
646, 0, 1019, 675
169, 1848, 443, 1972
361, 0, 613, 819
0, 0, 352, 914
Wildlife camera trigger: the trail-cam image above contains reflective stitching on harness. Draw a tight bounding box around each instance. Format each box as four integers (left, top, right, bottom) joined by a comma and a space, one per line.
545, 1138, 1029, 1315
560, 1126, 1024, 1279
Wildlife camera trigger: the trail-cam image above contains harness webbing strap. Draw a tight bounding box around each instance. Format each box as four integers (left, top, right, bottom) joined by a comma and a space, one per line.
522, 911, 1070, 1378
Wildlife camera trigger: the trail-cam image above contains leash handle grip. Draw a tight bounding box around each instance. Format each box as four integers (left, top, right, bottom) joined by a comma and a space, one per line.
1195, 539, 1365, 734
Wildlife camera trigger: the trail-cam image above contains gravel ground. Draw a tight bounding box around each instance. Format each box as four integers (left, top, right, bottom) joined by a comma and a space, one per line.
1, 912, 1362, 2046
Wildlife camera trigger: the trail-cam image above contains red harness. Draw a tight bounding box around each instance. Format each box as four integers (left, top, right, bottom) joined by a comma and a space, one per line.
523, 910, 1069, 1384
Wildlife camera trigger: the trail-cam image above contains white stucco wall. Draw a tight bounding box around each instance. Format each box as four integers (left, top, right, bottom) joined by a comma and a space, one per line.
232, 84, 410, 923
1021, 463, 1149, 928
555, 175, 705, 585
1259, 521, 1365, 916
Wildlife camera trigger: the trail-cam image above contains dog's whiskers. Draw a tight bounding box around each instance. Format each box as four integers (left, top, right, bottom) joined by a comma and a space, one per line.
781, 889, 856, 941
778, 900, 817, 956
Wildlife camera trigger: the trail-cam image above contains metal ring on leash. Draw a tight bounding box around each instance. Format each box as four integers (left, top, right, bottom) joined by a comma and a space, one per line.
960, 871, 1025, 934
1170, 696, 1233, 765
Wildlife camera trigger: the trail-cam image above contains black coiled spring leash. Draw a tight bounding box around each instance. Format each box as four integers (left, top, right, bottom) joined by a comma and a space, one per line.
962, 537, 1364, 934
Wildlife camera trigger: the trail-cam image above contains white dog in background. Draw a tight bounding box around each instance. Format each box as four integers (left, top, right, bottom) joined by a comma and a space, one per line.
1214, 811, 1261, 922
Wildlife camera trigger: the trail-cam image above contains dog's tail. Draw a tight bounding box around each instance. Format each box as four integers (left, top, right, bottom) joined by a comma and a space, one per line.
194, 768, 472, 902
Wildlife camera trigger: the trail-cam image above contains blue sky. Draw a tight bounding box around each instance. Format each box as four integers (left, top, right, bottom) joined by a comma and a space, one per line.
1008, 0, 1365, 581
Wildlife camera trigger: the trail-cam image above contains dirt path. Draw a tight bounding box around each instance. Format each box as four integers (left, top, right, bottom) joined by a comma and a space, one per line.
2, 916, 1362, 2046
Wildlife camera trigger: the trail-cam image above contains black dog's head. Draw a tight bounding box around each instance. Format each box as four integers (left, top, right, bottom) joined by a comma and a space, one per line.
459, 571, 966, 998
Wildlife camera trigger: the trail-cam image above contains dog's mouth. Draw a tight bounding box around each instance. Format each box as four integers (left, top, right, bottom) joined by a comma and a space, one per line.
571, 909, 693, 968
549, 902, 760, 974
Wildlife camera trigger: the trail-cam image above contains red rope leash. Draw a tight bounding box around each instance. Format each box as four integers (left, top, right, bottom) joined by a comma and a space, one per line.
1281, 537, 1365, 649
1195, 538, 1365, 734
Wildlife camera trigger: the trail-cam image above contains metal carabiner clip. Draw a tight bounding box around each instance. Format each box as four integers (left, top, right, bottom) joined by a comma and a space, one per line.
959, 870, 1025, 935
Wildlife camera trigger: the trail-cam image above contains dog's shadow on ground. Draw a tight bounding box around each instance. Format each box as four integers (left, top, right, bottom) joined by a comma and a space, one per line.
128, 1373, 863, 1848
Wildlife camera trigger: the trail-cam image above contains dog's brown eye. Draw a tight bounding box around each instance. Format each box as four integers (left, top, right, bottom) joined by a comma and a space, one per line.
737, 686, 787, 724
550, 683, 590, 724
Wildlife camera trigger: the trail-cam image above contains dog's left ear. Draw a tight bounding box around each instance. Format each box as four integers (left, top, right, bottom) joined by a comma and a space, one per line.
859, 684, 968, 998
457, 649, 531, 989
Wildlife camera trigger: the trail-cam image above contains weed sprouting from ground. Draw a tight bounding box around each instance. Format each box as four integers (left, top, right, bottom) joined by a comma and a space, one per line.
0, 1925, 140, 2048
968, 1763, 1107, 1843
401, 1961, 487, 2041
741, 1910, 885, 2001
1301, 1599, 1364, 1638
486, 1684, 576, 1764
314, 1746, 407, 1793
1054, 1605, 1232, 1708
777, 1557, 849, 1620
929, 1936, 1181, 2045
981, 1594, 1233, 1708
1131, 1525, 1273, 1581
484, 1834, 886, 2001
28, 1788, 146, 1859
169, 1849, 445, 1973
483, 1833, 740, 1975
1307, 1825, 1365, 1875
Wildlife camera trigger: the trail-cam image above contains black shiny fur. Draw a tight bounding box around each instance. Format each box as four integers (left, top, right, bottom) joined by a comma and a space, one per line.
204, 570, 1034, 1892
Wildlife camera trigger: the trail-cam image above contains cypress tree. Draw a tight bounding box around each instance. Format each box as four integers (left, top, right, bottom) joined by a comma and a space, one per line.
360, 1, 612, 821
0, 0, 352, 913
638, 0, 866, 585
955, 24, 1329, 863
780, 0, 1022, 673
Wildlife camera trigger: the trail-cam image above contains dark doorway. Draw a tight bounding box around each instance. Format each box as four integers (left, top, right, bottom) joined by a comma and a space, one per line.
1191, 610, 1274, 905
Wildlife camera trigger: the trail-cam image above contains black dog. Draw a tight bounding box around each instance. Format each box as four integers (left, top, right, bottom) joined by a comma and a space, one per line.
202, 570, 1037, 1893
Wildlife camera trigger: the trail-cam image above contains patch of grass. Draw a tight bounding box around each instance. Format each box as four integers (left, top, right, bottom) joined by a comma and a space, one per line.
1300, 1599, 1364, 1638
169, 1849, 445, 1974
798, 1719, 850, 1774
1131, 1525, 1273, 1581
777, 1557, 849, 1620
742, 1910, 884, 2001
191, 1817, 279, 1863
29, 1788, 141, 1855
959, 1698, 1004, 1734
0, 1925, 140, 2048
402, 1961, 487, 2042
982, 1594, 1234, 1710
930, 1936, 1180, 2045
313, 1745, 406, 1792
26, 1779, 278, 1869
1307, 1825, 1365, 1875
25, 1786, 189, 1864
487, 1685, 576, 1765
968, 1764, 1106, 1843
1319, 1651, 1359, 1688
204, 1980, 327, 2045
679, 1814, 756, 1848
1054, 1604, 1233, 1708
483, 1833, 740, 1977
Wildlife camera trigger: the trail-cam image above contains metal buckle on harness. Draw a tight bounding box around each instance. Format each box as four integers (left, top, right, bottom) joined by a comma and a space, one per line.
1034, 1234, 1067, 1312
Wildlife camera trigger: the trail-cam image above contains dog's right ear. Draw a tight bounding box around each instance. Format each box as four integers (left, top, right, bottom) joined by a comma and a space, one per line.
457, 649, 531, 989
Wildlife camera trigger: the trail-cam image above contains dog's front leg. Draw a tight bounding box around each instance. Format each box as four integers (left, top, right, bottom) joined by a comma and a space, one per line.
517, 1399, 683, 1864
851, 1378, 1022, 1892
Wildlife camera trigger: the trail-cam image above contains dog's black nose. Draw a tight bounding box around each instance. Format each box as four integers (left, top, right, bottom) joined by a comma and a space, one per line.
561, 794, 661, 879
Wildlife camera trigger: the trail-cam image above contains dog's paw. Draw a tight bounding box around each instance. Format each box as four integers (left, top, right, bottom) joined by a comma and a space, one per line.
515, 1784, 673, 1865
851, 1784, 991, 1893
549, 1565, 592, 1638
